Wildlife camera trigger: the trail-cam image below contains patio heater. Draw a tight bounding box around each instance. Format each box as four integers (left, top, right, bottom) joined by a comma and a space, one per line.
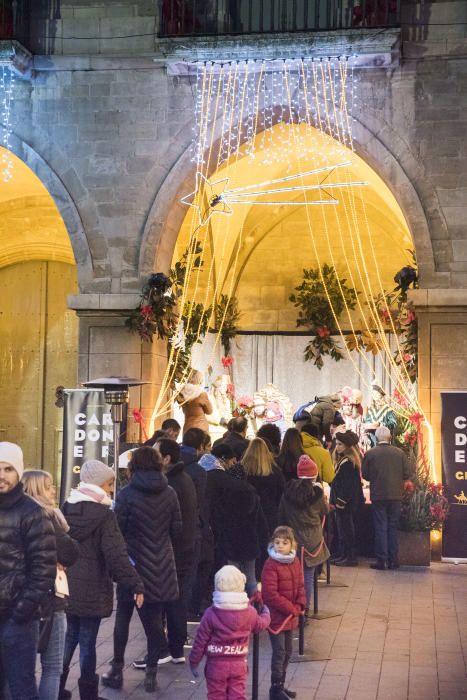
83, 376, 148, 491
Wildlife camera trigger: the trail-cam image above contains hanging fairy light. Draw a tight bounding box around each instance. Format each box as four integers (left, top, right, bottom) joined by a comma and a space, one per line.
0, 66, 15, 182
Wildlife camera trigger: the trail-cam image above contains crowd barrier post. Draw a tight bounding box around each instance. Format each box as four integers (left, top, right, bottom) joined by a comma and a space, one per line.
251, 629, 259, 700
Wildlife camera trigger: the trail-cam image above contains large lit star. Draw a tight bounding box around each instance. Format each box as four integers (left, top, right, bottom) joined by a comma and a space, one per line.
180, 172, 232, 225
180, 163, 368, 226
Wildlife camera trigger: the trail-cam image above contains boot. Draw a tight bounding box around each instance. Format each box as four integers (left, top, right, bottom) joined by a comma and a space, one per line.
78, 675, 105, 700
144, 666, 158, 693
102, 660, 124, 689
58, 668, 72, 700
269, 682, 290, 700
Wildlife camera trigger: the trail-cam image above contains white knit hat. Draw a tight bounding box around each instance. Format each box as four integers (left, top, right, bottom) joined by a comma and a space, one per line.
80, 460, 115, 486
0, 442, 24, 479
214, 565, 246, 593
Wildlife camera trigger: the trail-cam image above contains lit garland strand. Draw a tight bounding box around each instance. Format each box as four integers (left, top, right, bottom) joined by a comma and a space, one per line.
0, 66, 14, 182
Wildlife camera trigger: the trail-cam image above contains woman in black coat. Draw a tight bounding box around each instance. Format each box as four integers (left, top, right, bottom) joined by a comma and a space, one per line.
104, 447, 182, 692
243, 437, 286, 536
330, 430, 364, 567
62, 460, 144, 700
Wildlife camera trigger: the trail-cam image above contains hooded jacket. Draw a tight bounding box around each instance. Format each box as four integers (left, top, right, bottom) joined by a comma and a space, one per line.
261, 554, 306, 631
189, 604, 270, 665
165, 460, 197, 574
0, 483, 56, 623
115, 470, 182, 602
278, 481, 330, 568
301, 433, 335, 484
308, 395, 340, 442
62, 497, 143, 618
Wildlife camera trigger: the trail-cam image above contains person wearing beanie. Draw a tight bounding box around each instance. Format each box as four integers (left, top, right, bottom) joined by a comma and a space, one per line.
330, 430, 365, 567
189, 565, 270, 700
61, 459, 144, 700
261, 526, 306, 700
0, 442, 56, 700
278, 456, 330, 618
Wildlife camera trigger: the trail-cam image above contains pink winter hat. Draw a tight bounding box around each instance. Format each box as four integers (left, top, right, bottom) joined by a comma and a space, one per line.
297, 454, 319, 480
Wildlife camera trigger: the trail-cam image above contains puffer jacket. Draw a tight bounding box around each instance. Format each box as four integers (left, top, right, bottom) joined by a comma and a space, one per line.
301, 433, 335, 484
62, 499, 143, 618
115, 470, 182, 602
0, 483, 56, 623
166, 460, 197, 574
261, 554, 306, 631
309, 396, 340, 442
278, 481, 330, 568
189, 604, 270, 665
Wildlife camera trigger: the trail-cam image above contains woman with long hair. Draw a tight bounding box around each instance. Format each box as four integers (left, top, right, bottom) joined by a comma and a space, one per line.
330, 430, 364, 567
21, 470, 79, 700
276, 428, 305, 481
243, 438, 285, 537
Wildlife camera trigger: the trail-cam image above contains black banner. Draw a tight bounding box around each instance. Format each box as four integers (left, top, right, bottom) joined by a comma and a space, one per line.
441, 392, 467, 562
59, 389, 113, 504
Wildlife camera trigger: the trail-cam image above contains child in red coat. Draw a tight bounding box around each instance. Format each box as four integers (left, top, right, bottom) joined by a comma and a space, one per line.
189, 565, 270, 700
261, 526, 306, 700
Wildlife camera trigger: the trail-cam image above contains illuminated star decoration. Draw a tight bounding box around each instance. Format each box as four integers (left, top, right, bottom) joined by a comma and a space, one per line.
180, 162, 368, 225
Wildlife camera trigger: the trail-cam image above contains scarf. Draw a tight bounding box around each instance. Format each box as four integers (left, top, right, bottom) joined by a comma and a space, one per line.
212, 590, 249, 610
67, 482, 112, 507
33, 494, 70, 532
267, 545, 296, 564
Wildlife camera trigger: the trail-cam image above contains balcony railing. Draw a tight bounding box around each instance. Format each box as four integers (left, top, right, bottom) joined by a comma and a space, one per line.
0, 0, 30, 48
159, 0, 400, 37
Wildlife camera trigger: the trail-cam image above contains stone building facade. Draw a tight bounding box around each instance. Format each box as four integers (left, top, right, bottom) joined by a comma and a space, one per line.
1, 0, 467, 470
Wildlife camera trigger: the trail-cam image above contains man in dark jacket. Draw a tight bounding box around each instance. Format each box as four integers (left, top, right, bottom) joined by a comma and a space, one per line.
0, 442, 56, 700
362, 426, 413, 570
180, 428, 214, 616
62, 459, 144, 699
212, 416, 250, 460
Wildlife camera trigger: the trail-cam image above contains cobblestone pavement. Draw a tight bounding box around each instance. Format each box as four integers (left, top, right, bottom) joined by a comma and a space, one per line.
61, 561, 466, 700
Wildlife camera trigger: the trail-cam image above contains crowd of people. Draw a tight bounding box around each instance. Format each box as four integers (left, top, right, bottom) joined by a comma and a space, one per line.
0, 390, 413, 700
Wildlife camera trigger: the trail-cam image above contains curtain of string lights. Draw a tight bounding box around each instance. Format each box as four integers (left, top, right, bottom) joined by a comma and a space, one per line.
152, 57, 435, 475
0, 66, 15, 182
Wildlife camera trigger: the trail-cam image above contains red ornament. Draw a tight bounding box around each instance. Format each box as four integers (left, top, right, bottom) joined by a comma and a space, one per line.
221, 356, 234, 368
140, 304, 153, 320
404, 480, 415, 493
316, 326, 331, 338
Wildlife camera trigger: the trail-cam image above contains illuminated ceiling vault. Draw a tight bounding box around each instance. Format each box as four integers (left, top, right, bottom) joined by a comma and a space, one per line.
174, 124, 413, 331
0, 147, 75, 269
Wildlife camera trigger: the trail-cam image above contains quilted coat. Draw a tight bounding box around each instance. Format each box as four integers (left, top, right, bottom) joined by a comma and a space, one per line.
115, 469, 182, 602
261, 555, 306, 631
0, 483, 56, 623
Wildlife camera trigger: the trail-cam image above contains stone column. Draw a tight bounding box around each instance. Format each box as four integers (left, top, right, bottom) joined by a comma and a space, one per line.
68, 294, 169, 441
410, 289, 467, 480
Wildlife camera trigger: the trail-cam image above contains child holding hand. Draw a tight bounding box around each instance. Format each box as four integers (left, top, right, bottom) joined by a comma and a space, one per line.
189, 565, 270, 700
261, 526, 306, 700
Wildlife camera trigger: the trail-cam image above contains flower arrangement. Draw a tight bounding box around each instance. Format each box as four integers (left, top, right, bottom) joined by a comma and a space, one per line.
289, 264, 359, 369
400, 466, 449, 532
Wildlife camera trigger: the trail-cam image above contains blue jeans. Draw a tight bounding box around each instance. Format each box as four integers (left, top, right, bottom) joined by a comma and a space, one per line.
372, 500, 401, 563
0, 617, 39, 700
39, 611, 66, 700
227, 559, 257, 597
303, 564, 316, 610
62, 615, 101, 681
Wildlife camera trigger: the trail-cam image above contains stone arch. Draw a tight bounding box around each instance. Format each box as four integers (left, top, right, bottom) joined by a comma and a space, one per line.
140, 110, 436, 283
6, 133, 95, 289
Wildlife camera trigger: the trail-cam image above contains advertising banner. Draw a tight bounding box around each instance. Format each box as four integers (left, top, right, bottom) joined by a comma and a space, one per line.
59, 389, 113, 504
441, 392, 467, 562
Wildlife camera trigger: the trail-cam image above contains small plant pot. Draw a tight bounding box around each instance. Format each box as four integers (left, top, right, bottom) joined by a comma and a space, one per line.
398, 529, 431, 566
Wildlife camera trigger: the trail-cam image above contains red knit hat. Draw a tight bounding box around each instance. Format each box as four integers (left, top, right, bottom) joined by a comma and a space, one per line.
297, 454, 319, 479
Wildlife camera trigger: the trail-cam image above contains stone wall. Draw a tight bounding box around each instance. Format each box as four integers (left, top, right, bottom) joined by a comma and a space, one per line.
7, 0, 467, 437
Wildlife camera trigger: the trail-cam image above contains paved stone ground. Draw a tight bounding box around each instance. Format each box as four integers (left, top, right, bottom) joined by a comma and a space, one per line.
62, 561, 466, 700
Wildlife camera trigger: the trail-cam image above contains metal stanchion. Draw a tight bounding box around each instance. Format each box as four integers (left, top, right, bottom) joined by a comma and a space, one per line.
251, 630, 260, 700
310, 566, 342, 621
290, 613, 328, 663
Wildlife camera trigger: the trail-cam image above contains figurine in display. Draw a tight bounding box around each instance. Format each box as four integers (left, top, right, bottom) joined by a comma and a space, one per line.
177, 369, 213, 434
206, 373, 233, 439
341, 386, 367, 451
363, 384, 396, 447
254, 383, 293, 436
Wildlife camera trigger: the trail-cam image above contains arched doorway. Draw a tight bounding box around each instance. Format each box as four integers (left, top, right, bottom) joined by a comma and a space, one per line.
171, 123, 414, 409
0, 147, 78, 472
